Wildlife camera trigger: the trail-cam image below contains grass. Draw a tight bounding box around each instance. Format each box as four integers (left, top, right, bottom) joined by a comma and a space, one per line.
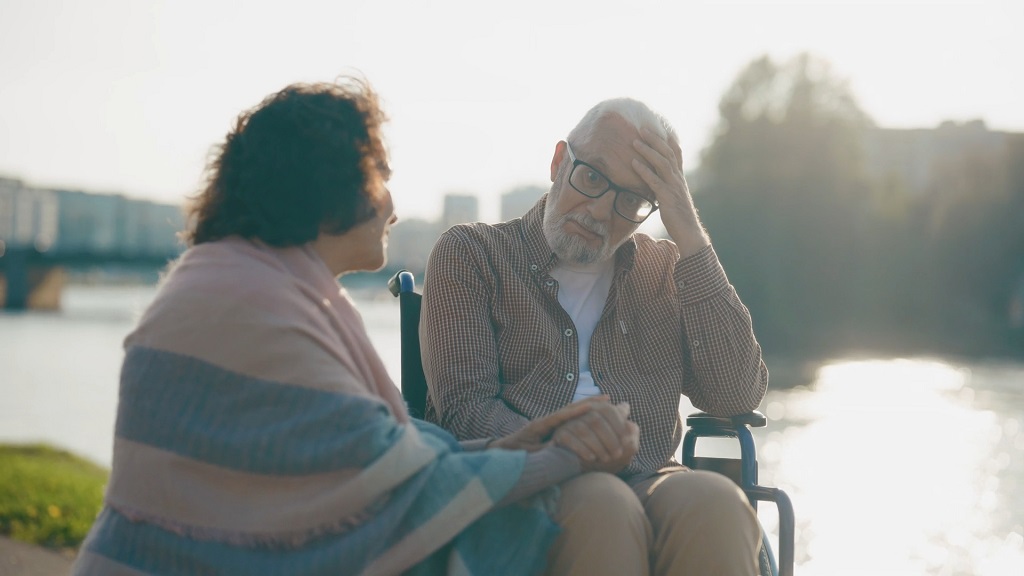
0, 443, 108, 549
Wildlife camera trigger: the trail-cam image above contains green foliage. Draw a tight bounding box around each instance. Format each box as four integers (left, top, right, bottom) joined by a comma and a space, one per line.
0, 444, 108, 549
699, 52, 875, 352
695, 52, 1024, 358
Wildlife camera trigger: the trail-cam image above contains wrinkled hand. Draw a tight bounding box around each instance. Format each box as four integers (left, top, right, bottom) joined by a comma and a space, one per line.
489, 396, 609, 452
631, 127, 710, 257
553, 400, 639, 474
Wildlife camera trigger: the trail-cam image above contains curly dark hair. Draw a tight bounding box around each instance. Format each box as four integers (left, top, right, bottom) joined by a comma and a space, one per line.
184, 76, 390, 246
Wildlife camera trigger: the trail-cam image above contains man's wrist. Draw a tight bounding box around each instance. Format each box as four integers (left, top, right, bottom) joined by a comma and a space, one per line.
672, 228, 711, 258
461, 437, 496, 452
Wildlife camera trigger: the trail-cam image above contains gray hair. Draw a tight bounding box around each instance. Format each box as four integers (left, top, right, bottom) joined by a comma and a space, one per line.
567, 97, 677, 148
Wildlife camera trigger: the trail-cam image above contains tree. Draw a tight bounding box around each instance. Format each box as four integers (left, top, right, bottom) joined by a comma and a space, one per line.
919, 129, 1024, 354
696, 53, 874, 354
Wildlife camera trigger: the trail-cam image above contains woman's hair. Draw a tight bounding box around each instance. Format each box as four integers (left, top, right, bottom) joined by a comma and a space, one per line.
184, 76, 390, 246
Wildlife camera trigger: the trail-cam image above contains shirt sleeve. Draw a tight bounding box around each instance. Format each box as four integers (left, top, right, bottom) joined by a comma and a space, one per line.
420, 230, 531, 440
458, 437, 492, 451
674, 244, 768, 415
496, 446, 581, 506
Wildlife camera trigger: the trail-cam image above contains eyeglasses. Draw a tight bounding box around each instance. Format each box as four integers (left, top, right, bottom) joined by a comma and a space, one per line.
564, 142, 659, 224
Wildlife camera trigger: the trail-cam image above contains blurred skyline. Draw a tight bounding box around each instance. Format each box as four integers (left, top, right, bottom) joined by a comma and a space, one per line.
1, 0, 1022, 223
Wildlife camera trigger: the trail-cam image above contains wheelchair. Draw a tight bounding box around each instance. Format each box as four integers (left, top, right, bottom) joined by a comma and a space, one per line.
388, 269, 795, 576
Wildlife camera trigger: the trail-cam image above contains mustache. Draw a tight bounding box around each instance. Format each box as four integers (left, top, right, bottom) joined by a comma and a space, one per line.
562, 212, 609, 238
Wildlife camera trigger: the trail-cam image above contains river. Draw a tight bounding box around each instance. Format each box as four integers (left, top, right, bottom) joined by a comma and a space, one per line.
1, 283, 1023, 575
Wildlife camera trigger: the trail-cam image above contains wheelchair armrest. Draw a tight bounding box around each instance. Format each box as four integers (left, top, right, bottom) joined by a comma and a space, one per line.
686, 410, 767, 431
682, 410, 766, 495
682, 409, 796, 576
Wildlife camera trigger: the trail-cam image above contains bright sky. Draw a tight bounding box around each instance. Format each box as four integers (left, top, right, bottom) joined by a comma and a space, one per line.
1, 0, 1021, 223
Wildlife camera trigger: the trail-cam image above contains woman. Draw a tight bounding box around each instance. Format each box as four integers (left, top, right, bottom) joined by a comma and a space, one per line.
71, 77, 640, 575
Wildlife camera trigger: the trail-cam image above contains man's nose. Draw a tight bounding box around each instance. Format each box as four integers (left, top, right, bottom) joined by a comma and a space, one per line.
586, 190, 617, 221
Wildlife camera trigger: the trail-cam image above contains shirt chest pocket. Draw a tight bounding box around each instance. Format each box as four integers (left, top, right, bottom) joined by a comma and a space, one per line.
608, 310, 684, 378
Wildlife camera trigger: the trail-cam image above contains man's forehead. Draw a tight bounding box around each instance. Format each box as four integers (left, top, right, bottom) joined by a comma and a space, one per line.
580, 118, 651, 195
592, 114, 641, 145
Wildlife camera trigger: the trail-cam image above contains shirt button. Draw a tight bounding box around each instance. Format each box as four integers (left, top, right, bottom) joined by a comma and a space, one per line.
564, 328, 573, 337
566, 373, 575, 381
530, 264, 539, 271
692, 340, 701, 347
545, 279, 555, 287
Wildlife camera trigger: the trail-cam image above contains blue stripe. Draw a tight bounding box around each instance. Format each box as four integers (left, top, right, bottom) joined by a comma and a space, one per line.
84, 436, 546, 576
84, 507, 377, 576
413, 420, 522, 502
93, 347, 558, 574
450, 502, 560, 576
410, 423, 524, 504
116, 346, 403, 474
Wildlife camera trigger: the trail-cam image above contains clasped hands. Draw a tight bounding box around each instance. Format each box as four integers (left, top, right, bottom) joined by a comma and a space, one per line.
490, 396, 639, 474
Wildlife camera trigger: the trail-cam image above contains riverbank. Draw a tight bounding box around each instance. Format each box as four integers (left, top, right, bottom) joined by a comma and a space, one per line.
0, 443, 106, 570
0, 536, 74, 576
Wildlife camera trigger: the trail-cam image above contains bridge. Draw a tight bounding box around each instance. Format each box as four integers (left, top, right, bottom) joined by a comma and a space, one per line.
0, 245, 181, 310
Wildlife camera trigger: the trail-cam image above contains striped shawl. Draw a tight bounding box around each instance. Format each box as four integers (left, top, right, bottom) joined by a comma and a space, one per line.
73, 237, 559, 575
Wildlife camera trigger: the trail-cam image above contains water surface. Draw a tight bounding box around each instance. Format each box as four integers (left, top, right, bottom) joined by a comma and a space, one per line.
2, 284, 1022, 575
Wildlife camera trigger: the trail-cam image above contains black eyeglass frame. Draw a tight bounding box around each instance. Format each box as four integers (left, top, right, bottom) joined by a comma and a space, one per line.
564, 141, 659, 224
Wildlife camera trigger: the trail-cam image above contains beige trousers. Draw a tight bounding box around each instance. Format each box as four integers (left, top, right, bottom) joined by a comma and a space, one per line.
546, 469, 762, 576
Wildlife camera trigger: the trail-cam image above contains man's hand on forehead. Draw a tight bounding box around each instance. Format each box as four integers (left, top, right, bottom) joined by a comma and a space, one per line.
631, 126, 709, 255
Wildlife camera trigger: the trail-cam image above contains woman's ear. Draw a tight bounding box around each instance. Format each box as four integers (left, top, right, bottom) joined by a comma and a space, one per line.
550, 141, 567, 183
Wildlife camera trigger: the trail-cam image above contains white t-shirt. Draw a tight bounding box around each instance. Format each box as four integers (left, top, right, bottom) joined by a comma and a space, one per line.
549, 259, 614, 402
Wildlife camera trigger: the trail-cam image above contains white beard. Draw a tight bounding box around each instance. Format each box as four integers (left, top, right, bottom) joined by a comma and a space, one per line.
543, 203, 614, 264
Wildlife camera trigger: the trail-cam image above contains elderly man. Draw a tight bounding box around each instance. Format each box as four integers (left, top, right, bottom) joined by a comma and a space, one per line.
420, 97, 768, 575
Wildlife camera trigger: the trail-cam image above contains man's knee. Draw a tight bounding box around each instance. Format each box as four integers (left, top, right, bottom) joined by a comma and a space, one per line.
643, 470, 760, 539
556, 472, 647, 526
637, 470, 762, 576
547, 472, 651, 576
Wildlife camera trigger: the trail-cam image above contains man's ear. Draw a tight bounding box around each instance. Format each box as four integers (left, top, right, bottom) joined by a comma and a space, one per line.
550, 141, 567, 183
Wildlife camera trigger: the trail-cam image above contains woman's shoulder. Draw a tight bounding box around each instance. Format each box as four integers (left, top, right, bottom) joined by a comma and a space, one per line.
127, 239, 332, 350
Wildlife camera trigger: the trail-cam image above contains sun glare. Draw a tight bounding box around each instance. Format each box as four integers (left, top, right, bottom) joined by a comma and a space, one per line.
762, 358, 1024, 575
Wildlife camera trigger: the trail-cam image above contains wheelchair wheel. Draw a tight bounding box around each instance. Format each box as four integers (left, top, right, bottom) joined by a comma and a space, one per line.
758, 529, 778, 576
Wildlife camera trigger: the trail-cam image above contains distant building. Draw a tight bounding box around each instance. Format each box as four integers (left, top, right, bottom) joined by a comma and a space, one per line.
118, 199, 185, 255
863, 120, 1010, 199
388, 217, 442, 275
500, 185, 545, 222
51, 190, 184, 256
53, 189, 122, 253
441, 193, 479, 231
0, 178, 59, 252
0, 175, 186, 258
0, 177, 25, 249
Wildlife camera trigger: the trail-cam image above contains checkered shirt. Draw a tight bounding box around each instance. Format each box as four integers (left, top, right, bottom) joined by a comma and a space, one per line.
419, 195, 769, 477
